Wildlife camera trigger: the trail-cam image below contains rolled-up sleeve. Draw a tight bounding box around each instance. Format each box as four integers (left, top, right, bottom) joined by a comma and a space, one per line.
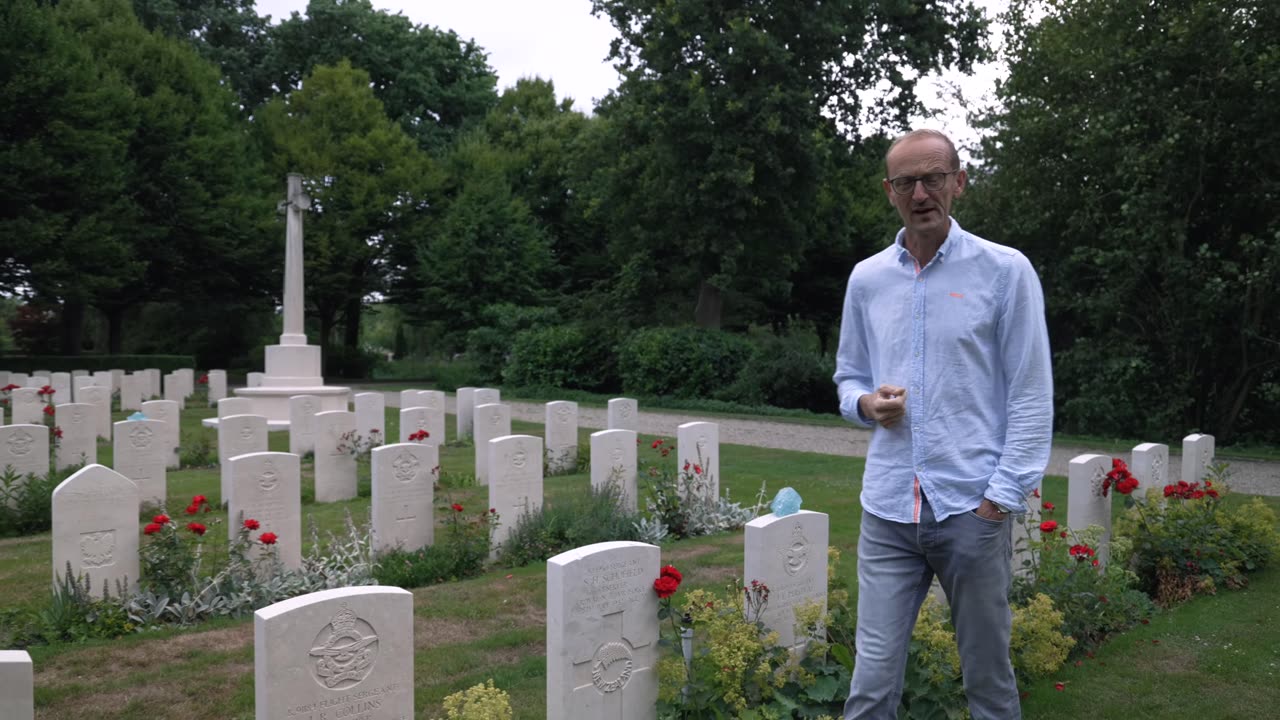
834, 271, 874, 428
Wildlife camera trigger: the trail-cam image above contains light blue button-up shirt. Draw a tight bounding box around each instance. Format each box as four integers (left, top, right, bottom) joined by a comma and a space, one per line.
833, 218, 1053, 523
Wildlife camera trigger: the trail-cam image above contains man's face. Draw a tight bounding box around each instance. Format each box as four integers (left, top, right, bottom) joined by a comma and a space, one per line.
883, 136, 966, 240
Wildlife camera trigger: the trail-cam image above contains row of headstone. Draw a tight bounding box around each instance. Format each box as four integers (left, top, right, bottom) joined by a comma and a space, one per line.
453, 386, 500, 441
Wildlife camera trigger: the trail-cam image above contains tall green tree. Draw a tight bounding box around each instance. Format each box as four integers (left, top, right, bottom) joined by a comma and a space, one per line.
967, 0, 1280, 443
258, 60, 435, 359
587, 0, 988, 327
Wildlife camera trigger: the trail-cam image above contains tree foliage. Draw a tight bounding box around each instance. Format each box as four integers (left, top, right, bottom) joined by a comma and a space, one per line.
967, 0, 1280, 442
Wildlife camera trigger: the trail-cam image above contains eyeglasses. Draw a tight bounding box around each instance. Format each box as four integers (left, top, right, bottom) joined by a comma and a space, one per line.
887, 170, 959, 195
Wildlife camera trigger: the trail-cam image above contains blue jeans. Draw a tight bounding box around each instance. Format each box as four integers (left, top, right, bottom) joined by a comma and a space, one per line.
843, 495, 1019, 719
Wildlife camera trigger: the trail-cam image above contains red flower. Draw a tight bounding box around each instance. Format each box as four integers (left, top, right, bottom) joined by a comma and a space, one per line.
143, 522, 163, 535
244, 518, 260, 530
1069, 544, 1095, 559
1032, 488, 1041, 498
489, 507, 496, 514
192, 494, 207, 505
693, 464, 702, 475
1091, 558, 1100, 567
451, 503, 464, 512
39, 384, 55, 395
1116, 478, 1140, 495
660, 565, 682, 583
198, 374, 208, 384
661, 448, 670, 457
1, 383, 19, 392
1039, 520, 1058, 533
43, 405, 55, 416
651, 439, 663, 449
259, 531, 278, 545
1060, 531, 1068, 538
408, 430, 429, 442
1207, 489, 1220, 499
185, 503, 200, 515
1054, 682, 1065, 691
152, 514, 170, 525
186, 522, 207, 536
1042, 501, 1054, 511
1190, 490, 1206, 500
653, 575, 680, 599
53, 426, 64, 438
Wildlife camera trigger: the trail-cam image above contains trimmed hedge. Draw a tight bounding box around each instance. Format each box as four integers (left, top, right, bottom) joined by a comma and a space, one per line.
503, 324, 616, 391
0, 355, 197, 372
617, 326, 753, 398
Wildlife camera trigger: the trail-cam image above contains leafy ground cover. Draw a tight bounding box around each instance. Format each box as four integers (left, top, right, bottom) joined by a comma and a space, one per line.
2, 403, 1277, 718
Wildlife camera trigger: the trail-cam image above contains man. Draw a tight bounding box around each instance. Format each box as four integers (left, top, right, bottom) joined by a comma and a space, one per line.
834, 129, 1053, 719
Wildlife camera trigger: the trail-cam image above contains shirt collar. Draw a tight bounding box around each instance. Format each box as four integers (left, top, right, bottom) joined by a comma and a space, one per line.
894, 216, 966, 267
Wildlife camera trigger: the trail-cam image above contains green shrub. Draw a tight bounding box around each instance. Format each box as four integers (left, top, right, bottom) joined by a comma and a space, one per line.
618, 326, 753, 398
498, 484, 642, 567
324, 345, 382, 379
465, 304, 560, 383
721, 336, 837, 413
0, 469, 59, 537
503, 323, 615, 391
373, 503, 495, 588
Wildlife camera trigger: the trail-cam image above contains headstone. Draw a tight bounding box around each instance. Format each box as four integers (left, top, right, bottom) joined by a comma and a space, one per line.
27, 375, 49, 389
207, 369, 228, 405
112, 419, 167, 507
1131, 442, 1169, 494
77, 385, 112, 440
398, 407, 432, 445
545, 401, 579, 474
473, 403, 511, 485
55, 403, 97, 470
607, 398, 638, 432
677, 421, 720, 499
140, 400, 181, 469
50, 371, 72, 404
397, 389, 421, 410
371, 443, 437, 553
218, 396, 253, 418
1182, 433, 1215, 484
72, 375, 92, 397
1067, 453, 1112, 565
254, 586, 414, 720
119, 373, 143, 411
475, 388, 500, 407
109, 368, 125, 393
0, 650, 34, 720
8, 372, 28, 387
70, 369, 88, 379
415, 390, 447, 444
0, 370, 9, 386
314, 410, 357, 503
163, 372, 185, 410
144, 368, 161, 399
455, 387, 476, 440
354, 392, 386, 450
226, 451, 302, 569
92, 370, 112, 394
218, 414, 269, 500
743, 510, 829, 650
175, 368, 194, 399
489, 434, 543, 550
289, 395, 320, 456
52, 464, 139, 593
546, 541, 659, 720
247, 371, 265, 388
590, 429, 637, 512
9, 387, 43, 425
0, 424, 50, 491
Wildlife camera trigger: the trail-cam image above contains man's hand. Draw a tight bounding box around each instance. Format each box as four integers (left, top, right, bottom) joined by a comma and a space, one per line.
858, 385, 907, 428
974, 498, 1008, 522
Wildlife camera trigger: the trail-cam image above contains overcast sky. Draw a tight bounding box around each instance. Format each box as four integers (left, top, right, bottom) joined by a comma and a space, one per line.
252, 0, 1007, 159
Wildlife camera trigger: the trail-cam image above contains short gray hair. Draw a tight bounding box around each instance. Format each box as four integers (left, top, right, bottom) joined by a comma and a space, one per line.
885, 129, 960, 173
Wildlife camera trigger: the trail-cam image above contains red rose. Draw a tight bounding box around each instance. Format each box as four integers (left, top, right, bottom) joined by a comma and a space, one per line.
1039, 520, 1058, 533
1092, 558, 1100, 566
53, 427, 64, 438
452, 503, 464, 512
1112, 457, 1127, 470
1054, 682, 1065, 691
198, 374, 208, 384
1060, 531, 1068, 538
244, 518, 260, 530
651, 439, 662, 449
660, 565, 682, 583
192, 494, 207, 505
1207, 489, 1220, 498
1, 383, 18, 392
408, 430, 429, 441
185, 503, 200, 515
143, 522, 163, 535
683, 461, 690, 471
187, 522, 207, 536
693, 464, 702, 475
1042, 501, 1054, 511
489, 507, 496, 514
152, 514, 170, 525
653, 575, 680, 599
1032, 488, 1041, 498
1191, 490, 1206, 500
43, 405, 54, 416
259, 532, 278, 545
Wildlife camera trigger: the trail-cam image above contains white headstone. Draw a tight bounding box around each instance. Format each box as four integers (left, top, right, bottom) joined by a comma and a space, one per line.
1181, 433, 1215, 484
0, 424, 49, 490
227, 451, 302, 569
140, 399, 181, 468
55, 403, 97, 470
744, 510, 829, 649
175, 368, 194, 398
50, 371, 72, 405
0, 650, 34, 720
371, 443, 437, 553
354, 392, 386, 450
473, 403, 511, 485
397, 389, 421, 410
607, 398, 638, 432
77, 385, 111, 440
254, 586, 415, 720
218, 396, 253, 418
455, 387, 476, 440
289, 395, 320, 455
207, 369, 228, 405
91, 370, 112, 394
119, 373, 143, 411
677, 421, 719, 499
415, 390, 447, 444
398, 407, 433, 445
70, 369, 88, 379
1067, 453, 1112, 564
314, 410, 357, 503
163, 372, 185, 410
247, 372, 265, 388
474, 387, 500, 407
9, 372, 29, 387
0, 370, 9, 385
545, 401, 579, 474
52, 464, 139, 593
1131, 443, 1169, 494
546, 541, 659, 720
489, 434, 543, 550
109, 368, 125, 393
218, 414, 269, 501
112, 419, 167, 507
72, 375, 92, 397
590, 429, 637, 512
9, 387, 43, 425
27, 375, 49, 389
144, 368, 161, 399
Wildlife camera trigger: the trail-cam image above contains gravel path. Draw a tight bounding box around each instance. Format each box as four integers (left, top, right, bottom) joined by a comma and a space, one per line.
377, 391, 1280, 497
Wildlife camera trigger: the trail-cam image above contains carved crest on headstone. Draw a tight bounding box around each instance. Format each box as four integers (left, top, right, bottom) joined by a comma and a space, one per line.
80, 530, 116, 568
258, 460, 279, 492
590, 640, 634, 694
308, 603, 379, 689
7, 430, 34, 456
129, 424, 154, 449
392, 451, 419, 483
780, 522, 810, 577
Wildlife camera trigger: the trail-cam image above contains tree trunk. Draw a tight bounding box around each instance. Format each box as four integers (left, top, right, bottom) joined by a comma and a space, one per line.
694, 280, 723, 329
343, 297, 362, 350
106, 306, 125, 354
61, 301, 85, 355
816, 323, 831, 356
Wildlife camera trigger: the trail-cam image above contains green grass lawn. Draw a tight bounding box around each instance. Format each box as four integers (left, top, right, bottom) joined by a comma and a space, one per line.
4, 403, 1279, 718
